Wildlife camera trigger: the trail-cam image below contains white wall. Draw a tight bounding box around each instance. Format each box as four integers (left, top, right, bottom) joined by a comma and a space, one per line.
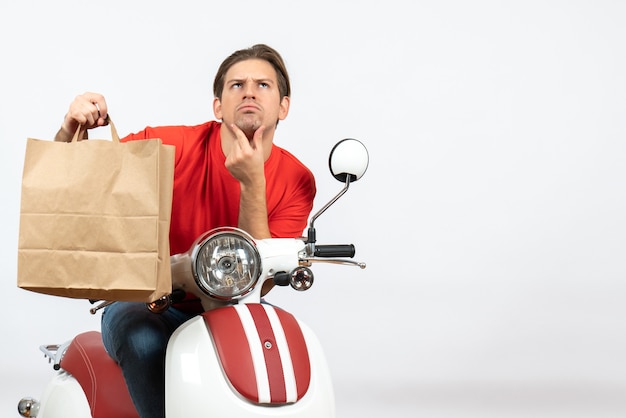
2, 1, 625, 417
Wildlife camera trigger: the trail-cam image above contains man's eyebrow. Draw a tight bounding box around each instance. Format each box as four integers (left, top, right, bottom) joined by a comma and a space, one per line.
227, 77, 274, 84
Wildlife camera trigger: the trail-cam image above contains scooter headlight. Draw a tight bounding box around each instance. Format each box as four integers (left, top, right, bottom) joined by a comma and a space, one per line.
191, 228, 261, 300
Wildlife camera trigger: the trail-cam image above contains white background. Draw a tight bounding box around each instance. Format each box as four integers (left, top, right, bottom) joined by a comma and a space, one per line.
1, 1, 625, 417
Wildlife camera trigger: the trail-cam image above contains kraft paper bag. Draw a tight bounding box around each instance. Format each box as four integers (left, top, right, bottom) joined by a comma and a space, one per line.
17, 118, 175, 302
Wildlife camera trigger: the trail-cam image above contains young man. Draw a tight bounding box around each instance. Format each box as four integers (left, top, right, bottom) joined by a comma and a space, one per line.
54, 44, 316, 418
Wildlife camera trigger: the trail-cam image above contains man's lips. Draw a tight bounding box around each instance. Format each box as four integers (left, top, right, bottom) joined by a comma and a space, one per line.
237, 104, 261, 112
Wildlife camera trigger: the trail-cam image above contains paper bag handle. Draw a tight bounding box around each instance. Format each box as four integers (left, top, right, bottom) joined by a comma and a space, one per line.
70, 116, 121, 144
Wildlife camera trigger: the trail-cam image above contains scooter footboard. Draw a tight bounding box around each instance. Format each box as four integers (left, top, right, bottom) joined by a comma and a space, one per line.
165, 304, 335, 417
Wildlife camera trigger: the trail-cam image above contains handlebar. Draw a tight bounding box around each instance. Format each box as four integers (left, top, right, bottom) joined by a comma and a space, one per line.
313, 244, 355, 258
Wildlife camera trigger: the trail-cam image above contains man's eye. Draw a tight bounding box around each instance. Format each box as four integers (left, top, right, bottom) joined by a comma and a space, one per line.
232, 83, 242, 89
259, 82, 269, 88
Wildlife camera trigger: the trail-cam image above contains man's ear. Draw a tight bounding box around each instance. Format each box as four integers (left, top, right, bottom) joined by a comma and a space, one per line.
213, 97, 222, 119
278, 96, 290, 121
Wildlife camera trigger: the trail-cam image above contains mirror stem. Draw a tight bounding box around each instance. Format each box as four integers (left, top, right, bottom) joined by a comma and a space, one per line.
305, 176, 352, 253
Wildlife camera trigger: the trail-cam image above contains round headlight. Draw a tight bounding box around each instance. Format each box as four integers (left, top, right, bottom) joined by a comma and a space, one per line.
191, 228, 261, 300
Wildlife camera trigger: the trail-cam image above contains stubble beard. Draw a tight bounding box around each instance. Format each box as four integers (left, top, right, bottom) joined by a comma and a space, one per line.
235, 114, 261, 140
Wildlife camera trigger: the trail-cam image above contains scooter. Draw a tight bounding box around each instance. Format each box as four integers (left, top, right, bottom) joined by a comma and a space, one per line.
18, 138, 369, 418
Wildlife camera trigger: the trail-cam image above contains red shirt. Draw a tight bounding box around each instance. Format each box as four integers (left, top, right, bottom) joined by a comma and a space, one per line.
122, 121, 316, 254
122, 121, 315, 312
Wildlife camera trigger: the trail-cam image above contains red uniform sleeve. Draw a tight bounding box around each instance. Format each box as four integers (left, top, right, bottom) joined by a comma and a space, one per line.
269, 174, 316, 238
266, 150, 317, 238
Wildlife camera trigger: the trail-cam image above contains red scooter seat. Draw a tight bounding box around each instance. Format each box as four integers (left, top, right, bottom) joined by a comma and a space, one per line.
60, 331, 139, 418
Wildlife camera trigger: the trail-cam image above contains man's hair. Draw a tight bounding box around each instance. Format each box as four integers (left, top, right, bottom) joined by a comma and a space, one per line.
213, 44, 291, 100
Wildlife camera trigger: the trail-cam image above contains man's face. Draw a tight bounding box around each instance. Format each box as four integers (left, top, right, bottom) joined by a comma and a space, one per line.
214, 58, 289, 138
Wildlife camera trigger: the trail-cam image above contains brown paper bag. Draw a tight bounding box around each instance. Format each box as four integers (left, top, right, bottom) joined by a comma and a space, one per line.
17, 118, 175, 302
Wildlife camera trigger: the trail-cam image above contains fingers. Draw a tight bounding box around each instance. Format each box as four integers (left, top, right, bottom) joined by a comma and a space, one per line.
251, 125, 266, 149
228, 123, 265, 151
225, 124, 266, 184
63, 92, 109, 133
228, 123, 248, 148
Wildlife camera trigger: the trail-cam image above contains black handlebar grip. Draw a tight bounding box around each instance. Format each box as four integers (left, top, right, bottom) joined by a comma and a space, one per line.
313, 244, 355, 258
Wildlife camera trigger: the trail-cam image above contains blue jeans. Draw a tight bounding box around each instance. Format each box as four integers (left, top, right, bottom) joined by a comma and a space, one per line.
101, 302, 195, 418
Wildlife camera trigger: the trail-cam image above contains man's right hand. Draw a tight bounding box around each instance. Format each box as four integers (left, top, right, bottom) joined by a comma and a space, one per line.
55, 92, 109, 142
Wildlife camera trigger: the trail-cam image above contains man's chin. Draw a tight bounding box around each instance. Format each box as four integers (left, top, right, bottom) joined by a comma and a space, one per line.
236, 120, 261, 139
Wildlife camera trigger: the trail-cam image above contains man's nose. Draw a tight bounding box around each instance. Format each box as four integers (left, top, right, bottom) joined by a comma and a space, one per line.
243, 81, 255, 98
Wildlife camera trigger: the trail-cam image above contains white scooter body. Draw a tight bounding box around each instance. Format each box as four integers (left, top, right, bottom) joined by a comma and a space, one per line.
166, 313, 335, 417
31, 239, 336, 418
164, 238, 336, 417
36, 373, 91, 418
32, 311, 334, 418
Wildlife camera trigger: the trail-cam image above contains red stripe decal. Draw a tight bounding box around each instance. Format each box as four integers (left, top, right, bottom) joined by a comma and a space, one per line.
202, 308, 258, 402
247, 304, 287, 403
274, 308, 311, 398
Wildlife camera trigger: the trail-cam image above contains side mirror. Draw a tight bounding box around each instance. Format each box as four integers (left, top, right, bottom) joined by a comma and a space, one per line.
329, 138, 369, 183
305, 139, 368, 251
